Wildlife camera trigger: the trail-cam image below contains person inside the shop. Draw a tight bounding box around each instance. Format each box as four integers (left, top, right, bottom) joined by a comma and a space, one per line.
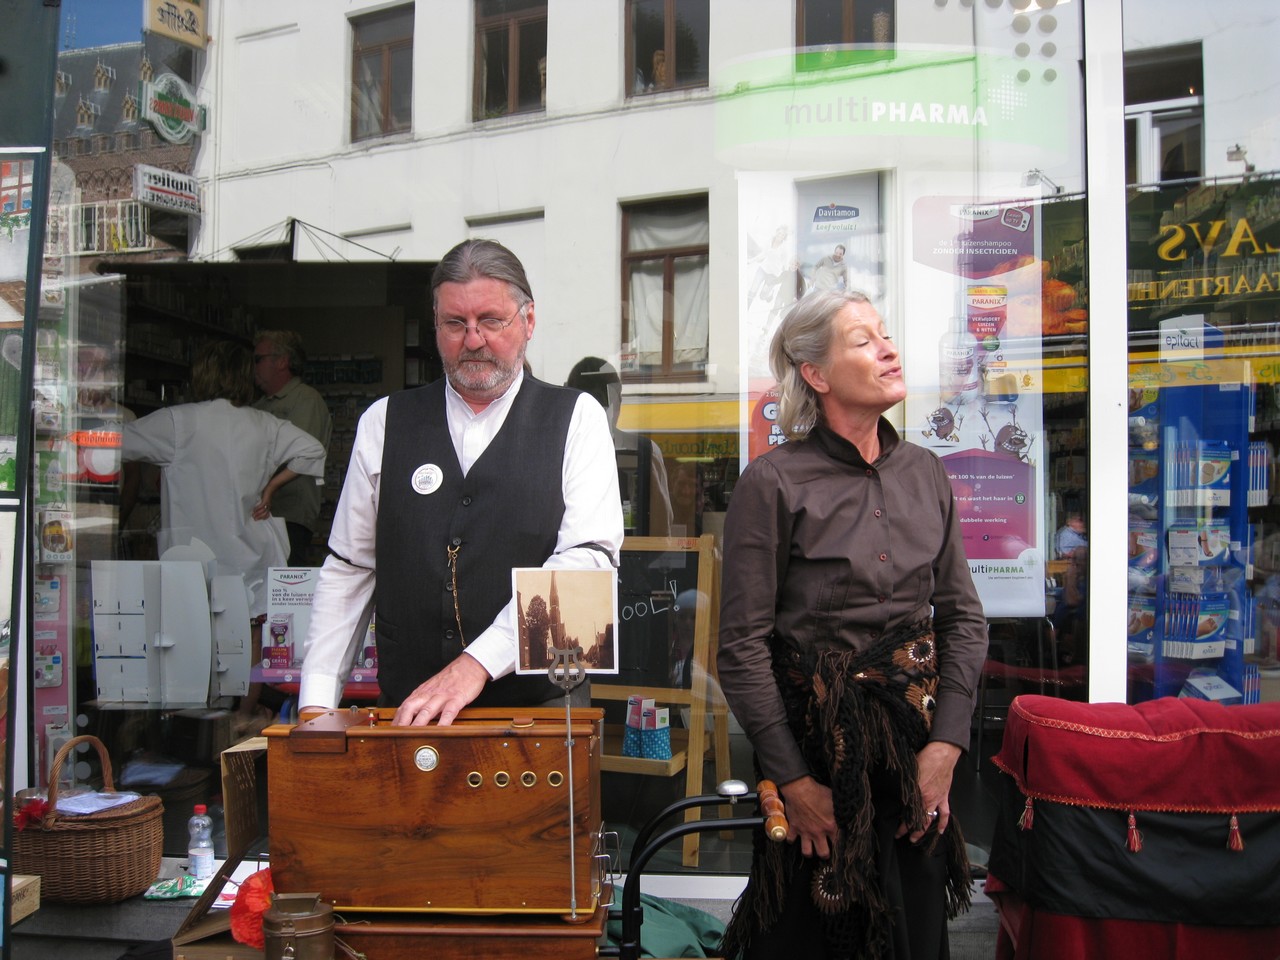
565, 355, 673, 537
1055, 510, 1088, 559
252, 329, 334, 566
298, 239, 623, 725
122, 339, 327, 728
716, 289, 986, 960
1053, 543, 1088, 667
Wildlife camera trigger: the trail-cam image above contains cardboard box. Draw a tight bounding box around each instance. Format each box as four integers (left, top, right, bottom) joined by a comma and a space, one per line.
1180, 672, 1244, 705
11, 874, 40, 924
626, 695, 655, 728
171, 737, 268, 960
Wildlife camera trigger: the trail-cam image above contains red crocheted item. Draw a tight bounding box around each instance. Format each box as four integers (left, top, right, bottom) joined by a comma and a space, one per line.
230, 868, 274, 949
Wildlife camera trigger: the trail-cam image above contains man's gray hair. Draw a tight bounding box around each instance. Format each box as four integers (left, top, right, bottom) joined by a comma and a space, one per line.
769, 289, 873, 441
254, 329, 306, 376
431, 238, 533, 312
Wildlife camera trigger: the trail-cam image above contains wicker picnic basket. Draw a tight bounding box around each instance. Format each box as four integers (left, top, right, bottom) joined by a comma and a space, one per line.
12, 734, 164, 904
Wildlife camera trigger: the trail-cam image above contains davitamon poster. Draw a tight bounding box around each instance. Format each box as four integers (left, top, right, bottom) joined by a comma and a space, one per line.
906, 194, 1048, 618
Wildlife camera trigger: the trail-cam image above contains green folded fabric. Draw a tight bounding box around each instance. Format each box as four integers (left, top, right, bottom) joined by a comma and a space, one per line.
606, 889, 727, 958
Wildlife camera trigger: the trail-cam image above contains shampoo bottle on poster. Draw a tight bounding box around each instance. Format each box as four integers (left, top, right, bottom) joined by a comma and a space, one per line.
939, 306, 979, 405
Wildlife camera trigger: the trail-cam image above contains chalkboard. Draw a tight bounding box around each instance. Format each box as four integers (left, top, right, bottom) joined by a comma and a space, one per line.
590, 534, 729, 867
592, 534, 715, 705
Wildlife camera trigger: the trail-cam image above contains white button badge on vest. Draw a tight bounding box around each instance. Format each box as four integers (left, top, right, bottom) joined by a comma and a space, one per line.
411, 463, 444, 495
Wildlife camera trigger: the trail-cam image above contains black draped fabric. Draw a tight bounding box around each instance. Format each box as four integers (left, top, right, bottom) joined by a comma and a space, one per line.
988, 773, 1280, 927
721, 619, 972, 960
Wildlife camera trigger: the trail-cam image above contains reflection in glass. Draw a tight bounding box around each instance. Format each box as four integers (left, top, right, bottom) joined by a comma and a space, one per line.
629, 0, 709, 95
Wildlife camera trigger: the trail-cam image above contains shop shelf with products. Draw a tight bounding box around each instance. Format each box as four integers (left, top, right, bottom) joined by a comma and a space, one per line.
1128, 318, 1262, 704
121, 273, 253, 411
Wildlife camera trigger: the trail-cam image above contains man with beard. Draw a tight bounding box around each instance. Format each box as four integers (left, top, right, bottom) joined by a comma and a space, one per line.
299, 240, 623, 724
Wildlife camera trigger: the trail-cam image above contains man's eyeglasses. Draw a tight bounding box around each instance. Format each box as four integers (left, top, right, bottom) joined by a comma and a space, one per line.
435, 306, 524, 342
253, 353, 279, 363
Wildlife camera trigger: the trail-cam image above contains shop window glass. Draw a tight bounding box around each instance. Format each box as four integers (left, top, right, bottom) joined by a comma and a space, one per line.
474, 0, 547, 119
627, 0, 709, 97
351, 5, 414, 142
15, 0, 1129, 888
1123, 13, 1278, 707
621, 197, 709, 381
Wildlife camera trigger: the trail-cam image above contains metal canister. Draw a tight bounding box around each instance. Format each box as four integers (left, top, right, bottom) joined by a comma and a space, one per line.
263, 893, 335, 960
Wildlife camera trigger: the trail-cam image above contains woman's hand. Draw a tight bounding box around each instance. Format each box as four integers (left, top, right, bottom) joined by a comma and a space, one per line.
251, 490, 273, 521
253, 467, 301, 521
897, 741, 961, 843
779, 775, 839, 859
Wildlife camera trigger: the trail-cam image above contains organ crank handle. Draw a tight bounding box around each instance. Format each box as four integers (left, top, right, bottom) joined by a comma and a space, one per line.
757, 779, 789, 842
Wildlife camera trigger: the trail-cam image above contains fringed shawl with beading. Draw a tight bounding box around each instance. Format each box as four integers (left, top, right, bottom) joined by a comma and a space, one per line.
720, 619, 972, 960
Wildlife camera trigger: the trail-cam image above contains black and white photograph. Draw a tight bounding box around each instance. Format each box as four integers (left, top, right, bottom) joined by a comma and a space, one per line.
513, 567, 618, 675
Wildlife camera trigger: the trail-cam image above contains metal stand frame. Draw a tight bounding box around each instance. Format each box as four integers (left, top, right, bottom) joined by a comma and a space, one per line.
600, 780, 779, 960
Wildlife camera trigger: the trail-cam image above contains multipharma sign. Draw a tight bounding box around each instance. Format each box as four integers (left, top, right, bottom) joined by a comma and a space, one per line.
716, 47, 1070, 166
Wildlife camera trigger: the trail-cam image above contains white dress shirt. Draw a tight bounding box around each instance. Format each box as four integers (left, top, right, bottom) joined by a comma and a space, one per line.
299, 374, 624, 708
122, 399, 327, 618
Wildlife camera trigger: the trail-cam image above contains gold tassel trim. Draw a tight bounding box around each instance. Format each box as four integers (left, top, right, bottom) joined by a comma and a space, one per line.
1126, 810, 1143, 852
1228, 813, 1245, 852
1017, 795, 1034, 831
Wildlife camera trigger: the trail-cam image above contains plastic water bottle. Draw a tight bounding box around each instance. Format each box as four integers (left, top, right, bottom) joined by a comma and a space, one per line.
187, 804, 215, 879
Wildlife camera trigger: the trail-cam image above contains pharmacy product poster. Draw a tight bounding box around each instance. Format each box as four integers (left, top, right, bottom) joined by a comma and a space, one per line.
906, 195, 1047, 617
264, 567, 319, 671
739, 171, 884, 465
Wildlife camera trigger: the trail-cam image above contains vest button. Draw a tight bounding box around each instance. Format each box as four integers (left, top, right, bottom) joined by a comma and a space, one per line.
462, 496, 472, 506
445, 629, 455, 640
451, 537, 462, 546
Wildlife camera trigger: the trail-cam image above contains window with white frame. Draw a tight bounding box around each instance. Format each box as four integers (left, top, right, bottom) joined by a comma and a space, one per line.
78, 203, 100, 253
621, 196, 710, 382
474, 0, 546, 120
626, 0, 709, 97
351, 5, 414, 142
1124, 43, 1203, 186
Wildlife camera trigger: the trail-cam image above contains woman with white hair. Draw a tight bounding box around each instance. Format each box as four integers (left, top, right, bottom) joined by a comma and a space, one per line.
717, 290, 987, 959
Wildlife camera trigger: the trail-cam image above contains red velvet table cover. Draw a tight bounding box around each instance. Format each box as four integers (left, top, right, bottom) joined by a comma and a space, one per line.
988, 695, 1280, 955
992, 694, 1280, 813
985, 872, 1280, 960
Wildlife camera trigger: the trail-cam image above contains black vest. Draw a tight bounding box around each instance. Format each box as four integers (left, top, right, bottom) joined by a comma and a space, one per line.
374, 378, 577, 706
